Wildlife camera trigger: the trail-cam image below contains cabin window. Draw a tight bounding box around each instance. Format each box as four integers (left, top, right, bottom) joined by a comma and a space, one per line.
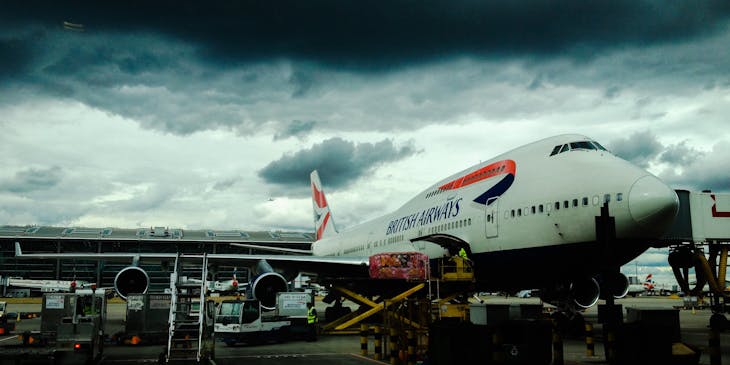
616, 193, 623, 202
604, 194, 611, 203
511, 210, 515, 217
487, 215, 491, 222
563, 200, 569, 209
593, 195, 600, 206
468, 218, 471, 225
517, 208, 522, 217
582, 197, 589, 206
572, 199, 578, 207
531, 206, 536, 214
554, 202, 560, 210
539, 204, 544, 213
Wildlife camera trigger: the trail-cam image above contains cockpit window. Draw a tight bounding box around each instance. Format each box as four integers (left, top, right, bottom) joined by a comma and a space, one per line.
549, 145, 562, 156
550, 140, 610, 156
569, 141, 596, 150
591, 141, 608, 151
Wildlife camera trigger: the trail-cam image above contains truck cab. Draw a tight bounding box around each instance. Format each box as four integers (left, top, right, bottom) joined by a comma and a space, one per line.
214, 292, 313, 346
214, 299, 292, 346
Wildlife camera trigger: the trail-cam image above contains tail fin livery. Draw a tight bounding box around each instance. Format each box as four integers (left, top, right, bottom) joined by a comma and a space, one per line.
310, 170, 338, 240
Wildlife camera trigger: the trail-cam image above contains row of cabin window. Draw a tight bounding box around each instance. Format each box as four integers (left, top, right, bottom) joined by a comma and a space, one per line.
371, 234, 405, 249
500, 193, 623, 220
428, 218, 472, 234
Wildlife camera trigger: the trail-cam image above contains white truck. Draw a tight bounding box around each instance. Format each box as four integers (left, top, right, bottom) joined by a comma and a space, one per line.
214, 292, 311, 346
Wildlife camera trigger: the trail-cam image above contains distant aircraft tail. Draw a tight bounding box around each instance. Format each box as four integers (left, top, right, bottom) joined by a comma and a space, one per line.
643, 274, 655, 290
310, 170, 338, 241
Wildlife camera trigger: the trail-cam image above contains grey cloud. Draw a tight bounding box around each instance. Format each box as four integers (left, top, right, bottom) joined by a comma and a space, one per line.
212, 178, 238, 192
661, 141, 730, 192
0, 166, 63, 194
609, 131, 663, 168
273, 120, 317, 141
659, 141, 705, 166
258, 137, 419, 192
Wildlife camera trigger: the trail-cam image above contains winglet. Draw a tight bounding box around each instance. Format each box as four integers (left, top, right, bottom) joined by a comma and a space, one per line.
310, 170, 338, 240
15, 242, 22, 257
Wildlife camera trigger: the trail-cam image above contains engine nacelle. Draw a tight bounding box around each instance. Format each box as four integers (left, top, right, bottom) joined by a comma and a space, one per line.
114, 266, 150, 300
251, 272, 288, 310
599, 272, 630, 299
542, 277, 601, 310
571, 277, 601, 309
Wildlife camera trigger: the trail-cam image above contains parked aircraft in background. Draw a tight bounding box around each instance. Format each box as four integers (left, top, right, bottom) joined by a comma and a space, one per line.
1, 276, 92, 293
15, 134, 679, 312
625, 274, 655, 297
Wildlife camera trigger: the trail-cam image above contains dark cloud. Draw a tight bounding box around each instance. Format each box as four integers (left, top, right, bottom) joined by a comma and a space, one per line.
258, 137, 419, 191
0, 37, 34, 82
0, 166, 63, 194
273, 120, 317, 141
609, 131, 663, 168
1, 1, 729, 137
3, 1, 730, 69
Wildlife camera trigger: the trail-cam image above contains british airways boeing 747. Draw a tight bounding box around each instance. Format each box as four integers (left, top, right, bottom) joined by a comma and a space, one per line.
15, 134, 679, 310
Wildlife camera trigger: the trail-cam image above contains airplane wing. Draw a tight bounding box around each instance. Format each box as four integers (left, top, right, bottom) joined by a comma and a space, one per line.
228, 242, 312, 254
14, 242, 368, 278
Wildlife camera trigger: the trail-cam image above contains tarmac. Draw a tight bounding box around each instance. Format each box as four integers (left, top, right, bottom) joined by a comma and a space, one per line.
1, 295, 729, 364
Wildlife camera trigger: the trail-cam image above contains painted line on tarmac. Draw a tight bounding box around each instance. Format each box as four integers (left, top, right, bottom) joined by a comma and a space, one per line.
215, 352, 343, 359
0, 336, 17, 343
348, 352, 391, 364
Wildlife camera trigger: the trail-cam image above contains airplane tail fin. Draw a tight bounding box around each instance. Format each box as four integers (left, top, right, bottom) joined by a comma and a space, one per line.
310, 170, 338, 241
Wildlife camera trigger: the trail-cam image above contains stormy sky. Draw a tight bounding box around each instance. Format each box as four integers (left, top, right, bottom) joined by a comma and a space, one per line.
2, 1, 730, 286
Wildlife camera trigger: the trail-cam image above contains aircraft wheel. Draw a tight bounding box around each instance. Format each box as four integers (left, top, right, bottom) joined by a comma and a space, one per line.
710, 313, 728, 331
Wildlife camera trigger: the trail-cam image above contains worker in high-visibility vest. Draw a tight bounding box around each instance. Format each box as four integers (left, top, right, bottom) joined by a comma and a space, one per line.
307, 302, 319, 341
458, 247, 468, 260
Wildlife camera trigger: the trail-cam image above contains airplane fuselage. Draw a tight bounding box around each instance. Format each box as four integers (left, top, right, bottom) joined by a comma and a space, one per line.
311, 134, 678, 290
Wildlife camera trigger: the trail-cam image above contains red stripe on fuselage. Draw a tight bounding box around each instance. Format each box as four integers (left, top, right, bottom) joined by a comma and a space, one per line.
316, 212, 330, 240
312, 183, 328, 208
438, 159, 516, 191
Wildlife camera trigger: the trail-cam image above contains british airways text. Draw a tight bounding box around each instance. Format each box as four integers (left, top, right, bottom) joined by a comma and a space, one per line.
386, 198, 462, 235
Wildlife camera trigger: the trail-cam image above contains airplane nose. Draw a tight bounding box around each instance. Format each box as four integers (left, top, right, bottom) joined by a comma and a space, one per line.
628, 175, 679, 235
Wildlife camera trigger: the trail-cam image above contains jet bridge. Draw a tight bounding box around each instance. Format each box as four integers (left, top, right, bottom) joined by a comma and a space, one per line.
662, 190, 730, 329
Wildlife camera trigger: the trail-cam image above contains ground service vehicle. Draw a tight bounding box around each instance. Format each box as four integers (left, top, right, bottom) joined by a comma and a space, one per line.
0, 301, 15, 335
40, 292, 107, 363
214, 292, 311, 346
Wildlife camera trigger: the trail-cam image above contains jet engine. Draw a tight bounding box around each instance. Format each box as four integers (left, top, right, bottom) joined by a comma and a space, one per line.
571, 278, 601, 308
542, 277, 601, 310
251, 272, 289, 310
114, 266, 149, 300
250, 259, 289, 310
598, 272, 630, 299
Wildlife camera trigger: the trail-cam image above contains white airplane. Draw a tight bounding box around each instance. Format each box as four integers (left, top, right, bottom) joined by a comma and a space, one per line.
15, 134, 679, 310
2, 276, 92, 293
625, 274, 655, 297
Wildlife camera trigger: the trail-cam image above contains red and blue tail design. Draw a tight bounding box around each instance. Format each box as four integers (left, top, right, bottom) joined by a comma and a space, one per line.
310, 170, 338, 241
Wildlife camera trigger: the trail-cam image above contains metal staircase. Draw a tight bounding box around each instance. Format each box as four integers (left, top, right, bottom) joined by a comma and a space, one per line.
166, 253, 213, 363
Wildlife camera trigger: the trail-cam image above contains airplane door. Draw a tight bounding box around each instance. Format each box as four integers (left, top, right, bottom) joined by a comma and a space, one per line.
485, 197, 499, 238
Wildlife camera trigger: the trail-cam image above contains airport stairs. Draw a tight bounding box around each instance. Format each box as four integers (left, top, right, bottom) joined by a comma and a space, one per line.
166, 253, 213, 363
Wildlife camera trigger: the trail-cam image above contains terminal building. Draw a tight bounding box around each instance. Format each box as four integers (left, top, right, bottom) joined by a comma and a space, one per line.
0, 226, 313, 297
